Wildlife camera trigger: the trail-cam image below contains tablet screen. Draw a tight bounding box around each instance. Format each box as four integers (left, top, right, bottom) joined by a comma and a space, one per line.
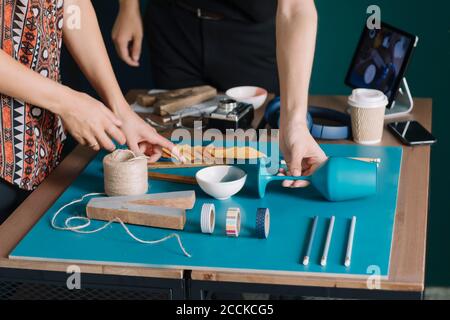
345, 23, 417, 108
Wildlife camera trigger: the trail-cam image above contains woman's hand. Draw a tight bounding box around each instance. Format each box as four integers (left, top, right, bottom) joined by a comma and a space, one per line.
117, 107, 178, 163
279, 118, 327, 187
112, 1, 143, 67
58, 90, 126, 152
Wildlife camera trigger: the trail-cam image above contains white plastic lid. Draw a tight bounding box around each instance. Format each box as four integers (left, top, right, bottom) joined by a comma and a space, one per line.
348, 89, 388, 109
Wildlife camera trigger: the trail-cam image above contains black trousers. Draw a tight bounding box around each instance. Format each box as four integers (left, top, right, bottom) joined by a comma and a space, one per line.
0, 179, 31, 224
144, 1, 279, 94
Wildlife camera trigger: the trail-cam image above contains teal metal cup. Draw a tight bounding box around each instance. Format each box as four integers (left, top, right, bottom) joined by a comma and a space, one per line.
258, 157, 378, 201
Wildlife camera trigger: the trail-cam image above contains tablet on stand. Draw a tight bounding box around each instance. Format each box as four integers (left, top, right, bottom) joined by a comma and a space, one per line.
345, 22, 418, 118
385, 77, 413, 117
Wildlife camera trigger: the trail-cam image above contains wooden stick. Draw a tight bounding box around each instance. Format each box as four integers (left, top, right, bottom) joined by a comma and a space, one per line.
350, 157, 381, 163
148, 162, 215, 169
281, 157, 381, 166
148, 172, 198, 185
153, 85, 217, 115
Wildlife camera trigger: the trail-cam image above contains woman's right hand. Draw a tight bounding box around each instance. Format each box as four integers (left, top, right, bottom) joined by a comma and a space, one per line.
58, 90, 126, 152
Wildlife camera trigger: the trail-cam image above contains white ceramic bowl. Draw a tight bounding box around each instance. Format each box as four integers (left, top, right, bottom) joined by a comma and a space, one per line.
225, 86, 268, 110
196, 166, 247, 200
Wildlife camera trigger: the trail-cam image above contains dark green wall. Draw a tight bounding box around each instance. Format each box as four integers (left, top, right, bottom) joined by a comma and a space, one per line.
310, 0, 450, 286
62, 0, 450, 286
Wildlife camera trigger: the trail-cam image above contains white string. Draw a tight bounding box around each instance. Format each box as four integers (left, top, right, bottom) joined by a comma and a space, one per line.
51, 193, 192, 258
103, 150, 149, 197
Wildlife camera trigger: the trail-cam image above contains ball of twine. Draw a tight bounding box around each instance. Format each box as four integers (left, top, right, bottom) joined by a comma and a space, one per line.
103, 149, 148, 196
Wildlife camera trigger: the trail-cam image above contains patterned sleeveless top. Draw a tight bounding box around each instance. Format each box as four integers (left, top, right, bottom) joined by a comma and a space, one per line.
0, 0, 65, 191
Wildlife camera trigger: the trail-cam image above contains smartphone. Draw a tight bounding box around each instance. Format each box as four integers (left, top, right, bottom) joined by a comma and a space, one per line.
388, 120, 436, 146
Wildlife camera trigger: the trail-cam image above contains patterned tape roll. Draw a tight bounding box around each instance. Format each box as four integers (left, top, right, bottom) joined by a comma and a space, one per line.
256, 208, 270, 239
200, 203, 215, 234
226, 207, 241, 237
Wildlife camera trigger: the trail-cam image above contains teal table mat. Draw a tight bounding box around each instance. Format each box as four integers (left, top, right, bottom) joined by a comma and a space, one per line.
10, 144, 402, 278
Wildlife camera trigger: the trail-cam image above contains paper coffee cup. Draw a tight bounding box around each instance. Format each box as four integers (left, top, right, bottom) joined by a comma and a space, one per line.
348, 89, 388, 144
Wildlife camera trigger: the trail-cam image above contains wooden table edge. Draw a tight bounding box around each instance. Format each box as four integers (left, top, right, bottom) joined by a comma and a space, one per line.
0, 257, 183, 279
189, 270, 423, 292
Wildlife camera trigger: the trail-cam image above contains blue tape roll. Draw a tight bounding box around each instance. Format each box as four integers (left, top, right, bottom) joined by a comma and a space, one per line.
256, 208, 270, 239
264, 97, 351, 140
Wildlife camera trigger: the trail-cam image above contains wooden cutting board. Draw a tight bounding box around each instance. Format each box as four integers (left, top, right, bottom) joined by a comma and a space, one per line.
136, 85, 217, 115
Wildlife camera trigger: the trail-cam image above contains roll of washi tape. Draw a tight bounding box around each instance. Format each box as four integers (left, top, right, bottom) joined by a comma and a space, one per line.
200, 203, 215, 234
256, 208, 270, 239
226, 207, 241, 237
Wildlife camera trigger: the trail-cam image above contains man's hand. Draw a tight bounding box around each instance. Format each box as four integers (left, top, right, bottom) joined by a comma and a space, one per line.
279, 119, 327, 188
276, 0, 323, 186
112, 1, 143, 67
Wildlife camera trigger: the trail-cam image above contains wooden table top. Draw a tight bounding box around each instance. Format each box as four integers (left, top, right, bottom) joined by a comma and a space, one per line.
0, 90, 432, 291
